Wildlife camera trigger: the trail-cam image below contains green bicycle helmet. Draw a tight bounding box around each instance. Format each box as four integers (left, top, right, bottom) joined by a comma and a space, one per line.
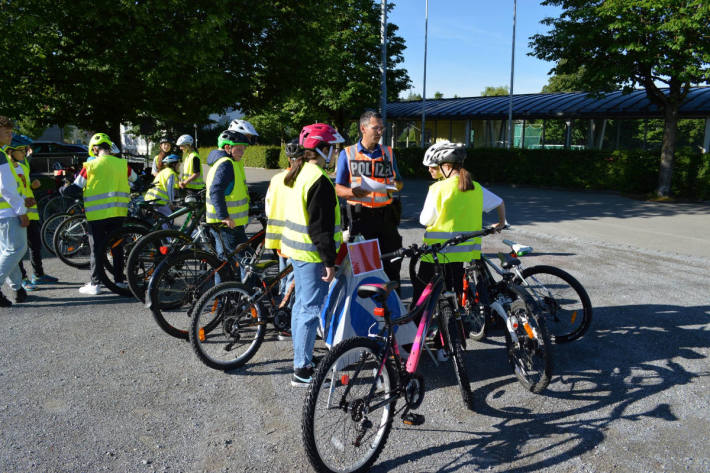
217, 130, 249, 149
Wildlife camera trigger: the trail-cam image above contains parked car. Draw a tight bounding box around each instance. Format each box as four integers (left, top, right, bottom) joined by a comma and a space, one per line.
29, 141, 89, 174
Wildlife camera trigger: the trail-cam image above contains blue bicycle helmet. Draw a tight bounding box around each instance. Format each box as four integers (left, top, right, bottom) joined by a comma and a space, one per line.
7, 133, 33, 150
162, 154, 180, 164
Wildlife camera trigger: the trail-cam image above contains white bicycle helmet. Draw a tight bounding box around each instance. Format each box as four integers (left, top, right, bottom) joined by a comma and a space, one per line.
176, 134, 194, 146
422, 141, 466, 167
228, 119, 259, 137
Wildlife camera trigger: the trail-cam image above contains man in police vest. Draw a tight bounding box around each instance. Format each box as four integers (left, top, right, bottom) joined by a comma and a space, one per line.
204, 129, 250, 276
335, 110, 404, 286
64, 133, 138, 295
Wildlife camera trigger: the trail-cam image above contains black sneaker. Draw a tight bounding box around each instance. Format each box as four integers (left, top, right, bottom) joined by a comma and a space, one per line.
14, 287, 27, 303
291, 366, 314, 387
0, 293, 11, 308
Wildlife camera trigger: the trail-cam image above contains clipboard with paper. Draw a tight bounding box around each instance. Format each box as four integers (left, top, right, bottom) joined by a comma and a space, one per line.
355, 175, 398, 193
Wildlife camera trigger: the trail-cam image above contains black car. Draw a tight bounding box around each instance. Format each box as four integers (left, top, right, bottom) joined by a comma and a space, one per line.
29, 141, 89, 173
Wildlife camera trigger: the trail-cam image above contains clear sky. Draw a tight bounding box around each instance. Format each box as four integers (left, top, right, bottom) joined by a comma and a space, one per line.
388, 0, 564, 99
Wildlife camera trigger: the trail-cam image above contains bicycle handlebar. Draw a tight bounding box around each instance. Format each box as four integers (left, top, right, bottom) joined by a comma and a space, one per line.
381, 226, 501, 262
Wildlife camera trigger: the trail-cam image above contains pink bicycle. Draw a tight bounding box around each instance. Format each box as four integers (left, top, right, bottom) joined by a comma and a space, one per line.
302, 228, 505, 473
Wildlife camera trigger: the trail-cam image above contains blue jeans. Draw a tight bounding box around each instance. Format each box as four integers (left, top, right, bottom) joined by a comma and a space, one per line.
209, 225, 247, 283
0, 217, 28, 292
279, 256, 295, 305
291, 259, 327, 370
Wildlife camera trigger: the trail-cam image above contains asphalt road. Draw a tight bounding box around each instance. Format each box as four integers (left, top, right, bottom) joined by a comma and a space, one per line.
1, 168, 709, 472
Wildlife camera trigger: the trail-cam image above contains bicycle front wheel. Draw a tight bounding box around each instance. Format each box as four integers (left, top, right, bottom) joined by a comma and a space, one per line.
100, 225, 149, 296
519, 265, 593, 343
188, 282, 266, 370
503, 288, 552, 393
146, 249, 225, 339
41, 212, 70, 256
53, 214, 91, 269
440, 301, 474, 410
126, 229, 192, 302
303, 337, 396, 473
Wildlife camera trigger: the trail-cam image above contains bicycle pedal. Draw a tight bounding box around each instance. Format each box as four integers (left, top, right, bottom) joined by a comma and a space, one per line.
401, 412, 425, 426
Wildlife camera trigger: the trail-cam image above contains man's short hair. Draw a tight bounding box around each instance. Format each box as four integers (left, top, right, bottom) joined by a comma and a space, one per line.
0, 116, 14, 128
359, 110, 382, 128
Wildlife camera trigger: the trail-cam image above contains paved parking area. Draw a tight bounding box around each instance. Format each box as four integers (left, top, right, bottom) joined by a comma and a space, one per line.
1, 168, 708, 472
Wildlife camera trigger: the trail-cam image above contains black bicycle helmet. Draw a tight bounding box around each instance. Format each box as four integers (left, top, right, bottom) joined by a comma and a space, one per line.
284, 138, 304, 159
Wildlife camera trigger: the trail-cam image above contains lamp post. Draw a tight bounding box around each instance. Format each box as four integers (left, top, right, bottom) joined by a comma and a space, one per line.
421, 0, 428, 148
380, 0, 387, 144
507, 0, 517, 149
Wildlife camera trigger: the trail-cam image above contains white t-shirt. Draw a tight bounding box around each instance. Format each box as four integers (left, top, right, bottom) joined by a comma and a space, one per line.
419, 179, 503, 227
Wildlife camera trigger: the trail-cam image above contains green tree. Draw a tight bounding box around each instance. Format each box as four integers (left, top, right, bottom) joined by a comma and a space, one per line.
433, 91, 444, 99
530, 0, 710, 197
481, 86, 509, 96
402, 91, 423, 101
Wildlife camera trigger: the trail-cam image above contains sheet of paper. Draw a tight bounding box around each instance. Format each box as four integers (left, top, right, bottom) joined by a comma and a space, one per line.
356, 175, 398, 192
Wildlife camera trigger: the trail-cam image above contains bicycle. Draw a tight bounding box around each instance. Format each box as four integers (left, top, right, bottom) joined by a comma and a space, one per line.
461, 237, 592, 344
144, 220, 269, 340
301, 229, 500, 473
187, 257, 294, 371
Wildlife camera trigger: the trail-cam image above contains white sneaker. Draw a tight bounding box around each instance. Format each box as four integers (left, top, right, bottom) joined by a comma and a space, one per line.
115, 282, 128, 290
436, 348, 450, 362
79, 283, 101, 295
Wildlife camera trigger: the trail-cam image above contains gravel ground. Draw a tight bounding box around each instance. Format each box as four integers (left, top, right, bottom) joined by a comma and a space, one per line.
1, 169, 709, 472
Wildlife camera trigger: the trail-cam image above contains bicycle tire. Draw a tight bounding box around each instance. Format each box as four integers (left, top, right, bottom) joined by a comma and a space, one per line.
40, 212, 70, 256
146, 249, 226, 339
53, 214, 91, 269
126, 229, 192, 302
502, 286, 552, 393
100, 225, 149, 296
461, 270, 487, 341
519, 265, 593, 343
188, 282, 266, 370
440, 301, 475, 410
41, 195, 75, 221
302, 336, 395, 473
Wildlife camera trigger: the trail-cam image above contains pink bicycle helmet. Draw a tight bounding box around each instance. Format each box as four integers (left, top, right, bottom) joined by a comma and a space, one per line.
299, 123, 344, 163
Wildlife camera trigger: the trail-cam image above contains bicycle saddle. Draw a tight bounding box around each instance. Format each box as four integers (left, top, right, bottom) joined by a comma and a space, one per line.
357, 281, 400, 301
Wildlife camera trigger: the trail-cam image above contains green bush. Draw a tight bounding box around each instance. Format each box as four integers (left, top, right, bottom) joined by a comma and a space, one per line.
392, 146, 709, 200
198, 145, 282, 169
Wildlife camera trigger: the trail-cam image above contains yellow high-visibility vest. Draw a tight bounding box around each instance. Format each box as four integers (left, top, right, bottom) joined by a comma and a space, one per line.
17, 159, 38, 220
264, 169, 290, 251
421, 176, 482, 263
205, 157, 248, 225
281, 162, 341, 263
181, 151, 204, 189
82, 155, 130, 221
145, 167, 178, 205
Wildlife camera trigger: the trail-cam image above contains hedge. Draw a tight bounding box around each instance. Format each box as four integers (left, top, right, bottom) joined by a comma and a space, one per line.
394, 147, 710, 200
198, 145, 282, 169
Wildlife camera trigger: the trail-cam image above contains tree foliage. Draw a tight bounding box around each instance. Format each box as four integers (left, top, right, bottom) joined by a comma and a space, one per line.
530, 0, 710, 196
0, 0, 410, 146
480, 86, 509, 97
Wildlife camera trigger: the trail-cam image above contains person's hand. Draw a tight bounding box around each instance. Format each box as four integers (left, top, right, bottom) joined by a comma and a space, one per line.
352, 187, 369, 198
493, 221, 506, 232
18, 214, 29, 227
24, 197, 36, 208
178, 181, 186, 189
31, 179, 41, 190
221, 218, 236, 229
322, 266, 335, 283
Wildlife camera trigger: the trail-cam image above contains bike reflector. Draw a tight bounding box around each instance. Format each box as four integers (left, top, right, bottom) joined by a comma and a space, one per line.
198, 328, 205, 342
523, 322, 535, 339
340, 374, 349, 386
570, 311, 577, 323
159, 246, 169, 255
373, 307, 385, 317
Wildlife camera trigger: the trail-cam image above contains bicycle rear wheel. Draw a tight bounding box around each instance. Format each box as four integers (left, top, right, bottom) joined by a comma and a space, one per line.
460, 269, 487, 341
41, 195, 74, 221
519, 265, 592, 343
53, 214, 91, 269
41, 212, 70, 255
126, 229, 192, 302
303, 337, 396, 473
188, 282, 266, 370
100, 225, 149, 296
440, 301, 475, 410
146, 249, 225, 339
503, 288, 552, 393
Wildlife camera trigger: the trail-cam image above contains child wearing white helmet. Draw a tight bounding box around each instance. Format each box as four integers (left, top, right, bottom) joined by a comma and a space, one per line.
176, 134, 204, 193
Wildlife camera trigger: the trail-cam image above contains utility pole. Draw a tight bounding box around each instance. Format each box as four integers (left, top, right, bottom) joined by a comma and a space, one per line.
421, 0, 429, 148
380, 0, 387, 143
507, 0, 517, 149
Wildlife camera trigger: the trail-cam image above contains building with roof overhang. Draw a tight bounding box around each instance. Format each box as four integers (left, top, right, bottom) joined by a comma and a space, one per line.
385, 87, 710, 153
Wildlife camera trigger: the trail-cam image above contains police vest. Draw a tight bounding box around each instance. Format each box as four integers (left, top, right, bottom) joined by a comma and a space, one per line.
17, 159, 39, 220
82, 155, 131, 221
264, 169, 290, 251
281, 162, 342, 263
181, 151, 204, 189
145, 167, 178, 205
0, 150, 26, 214
421, 176, 483, 263
345, 144, 397, 208
205, 157, 248, 225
